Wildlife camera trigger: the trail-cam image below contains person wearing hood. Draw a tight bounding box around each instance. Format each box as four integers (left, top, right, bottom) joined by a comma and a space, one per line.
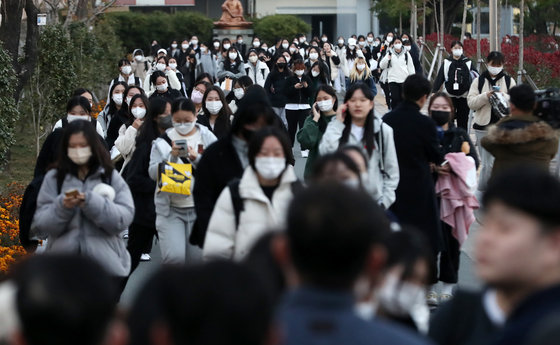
379, 36, 416, 109
191, 85, 286, 248
148, 98, 217, 265
481, 84, 559, 180
433, 41, 477, 130
131, 49, 150, 84
244, 49, 270, 87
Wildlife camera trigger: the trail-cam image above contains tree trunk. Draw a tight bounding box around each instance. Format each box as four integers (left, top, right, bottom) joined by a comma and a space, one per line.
17, 0, 40, 103
399, 12, 403, 34
460, 0, 468, 43
423, 0, 426, 38
0, 0, 25, 70
476, 0, 481, 70
517, 0, 524, 84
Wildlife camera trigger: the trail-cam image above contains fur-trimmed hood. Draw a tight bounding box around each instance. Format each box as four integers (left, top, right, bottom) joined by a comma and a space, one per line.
484, 117, 559, 145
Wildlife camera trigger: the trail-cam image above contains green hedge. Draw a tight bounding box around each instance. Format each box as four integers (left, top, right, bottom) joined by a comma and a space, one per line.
253, 15, 310, 45
0, 42, 19, 166
105, 11, 214, 53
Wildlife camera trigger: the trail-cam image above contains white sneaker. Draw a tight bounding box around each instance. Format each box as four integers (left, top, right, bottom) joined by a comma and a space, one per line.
301, 150, 309, 158
140, 253, 151, 261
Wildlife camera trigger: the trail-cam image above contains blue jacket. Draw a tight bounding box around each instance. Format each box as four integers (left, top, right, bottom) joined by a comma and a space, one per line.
277, 287, 433, 345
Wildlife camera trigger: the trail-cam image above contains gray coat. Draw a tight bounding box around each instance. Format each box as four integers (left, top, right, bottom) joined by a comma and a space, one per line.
33, 168, 134, 277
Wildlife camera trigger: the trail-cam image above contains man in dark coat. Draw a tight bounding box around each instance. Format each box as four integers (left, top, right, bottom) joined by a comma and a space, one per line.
383, 74, 444, 283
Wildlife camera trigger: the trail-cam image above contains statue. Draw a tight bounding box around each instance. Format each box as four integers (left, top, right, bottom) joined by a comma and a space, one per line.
214, 0, 252, 28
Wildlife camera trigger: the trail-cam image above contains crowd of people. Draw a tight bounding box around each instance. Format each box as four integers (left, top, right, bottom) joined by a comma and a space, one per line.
2, 30, 560, 345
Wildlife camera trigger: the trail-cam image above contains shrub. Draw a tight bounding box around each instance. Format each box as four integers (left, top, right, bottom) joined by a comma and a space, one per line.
253, 15, 310, 46
0, 182, 26, 275
0, 42, 19, 167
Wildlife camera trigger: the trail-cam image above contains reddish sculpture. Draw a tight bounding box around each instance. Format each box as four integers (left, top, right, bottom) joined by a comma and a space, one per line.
214, 0, 252, 28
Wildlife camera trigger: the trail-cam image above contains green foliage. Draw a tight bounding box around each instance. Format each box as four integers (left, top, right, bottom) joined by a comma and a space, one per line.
0, 42, 19, 166
105, 11, 213, 53
253, 15, 310, 45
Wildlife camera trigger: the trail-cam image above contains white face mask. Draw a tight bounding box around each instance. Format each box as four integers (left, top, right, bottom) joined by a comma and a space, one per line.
201, 47, 207, 53
309, 52, 319, 60
282, 43, 289, 49
387, 36, 394, 43
359, 41, 366, 47
262, 46, 268, 51
349, 45, 356, 50
234, 88, 245, 99
67, 114, 90, 123
68, 146, 92, 165
488, 65, 503, 76
376, 273, 426, 317
285, 56, 291, 63
322, 37, 328, 42
453, 48, 463, 57
173, 121, 195, 135
214, 42, 221, 48
182, 43, 189, 50
238, 39, 243, 44
253, 41, 260, 47
112, 93, 123, 106
393, 43, 403, 51
289, 47, 297, 54
295, 70, 304, 76
191, 40, 198, 46
255, 157, 286, 180
205, 101, 223, 115
317, 99, 333, 112
121, 65, 132, 75
367, 37, 374, 43
404, 46, 411, 52
229, 52, 238, 60
357, 64, 366, 71
311, 70, 320, 77
338, 39, 344, 45
131, 107, 146, 119
126, 96, 132, 105
156, 63, 166, 71
169, 63, 177, 70
223, 43, 231, 50
373, 41, 380, 47
248, 55, 258, 63
156, 82, 168, 92
134, 55, 144, 62
171, 43, 178, 49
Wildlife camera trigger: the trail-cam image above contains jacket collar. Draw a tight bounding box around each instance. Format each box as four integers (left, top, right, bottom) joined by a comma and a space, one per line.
283, 286, 355, 310
239, 164, 297, 202
486, 117, 557, 144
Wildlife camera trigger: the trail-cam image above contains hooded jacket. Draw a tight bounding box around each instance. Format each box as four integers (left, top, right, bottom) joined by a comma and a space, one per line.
481, 114, 559, 178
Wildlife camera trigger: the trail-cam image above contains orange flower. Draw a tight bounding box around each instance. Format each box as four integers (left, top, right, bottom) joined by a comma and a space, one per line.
0, 183, 27, 275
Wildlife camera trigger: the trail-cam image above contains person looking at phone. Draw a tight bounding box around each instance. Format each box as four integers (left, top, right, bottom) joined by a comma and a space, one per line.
33, 117, 135, 297
296, 85, 338, 180
148, 98, 217, 264
319, 83, 399, 209
284, 60, 312, 153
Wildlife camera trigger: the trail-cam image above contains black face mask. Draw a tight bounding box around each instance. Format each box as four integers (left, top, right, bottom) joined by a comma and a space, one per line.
158, 115, 173, 130
431, 111, 451, 126
277, 63, 287, 69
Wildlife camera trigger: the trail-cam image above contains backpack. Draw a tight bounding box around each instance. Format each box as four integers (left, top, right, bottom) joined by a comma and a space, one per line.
19, 171, 112, 252
478, 73, 511, 94
227, 178, 304, 229
444, 59, 473, 96
387, 51, 409, 69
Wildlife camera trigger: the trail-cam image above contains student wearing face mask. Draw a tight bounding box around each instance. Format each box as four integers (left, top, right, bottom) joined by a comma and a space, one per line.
401, 33, 423, 75
195, 42, 218, 84
211, 39, 222, 56
380, 37, 416, 109
347, 54, 378, 96
189, 36, 201, 55
144, 56, 182, 97
203, 127, 299, 261
107, 59, 142, 102
177, 39, 192, 68
244, 49, 270, 87
307, 61, 329, 107
168, 57, 188, 98
322, 42, 341, 87
114, 94, 150, 173
344, 38, 359, 84
378, 32, 396, 109
197, 85, 232, 140
467, 51, 515, 193
320, 83, 399, 209
433, 41, 477, 130
33, 119, 134, 294
311, 151, 365, 189
167, 40, 180, 60
217, 47, 246, 83
103, 81, 128, 148
264, 55, 291, 129
297, 85, 338, 179
131, 49, 150, 85
284, 60, 313, 150
334, 36, 348, 92
190, 80, 211, 116
52, 88, 105, 138
233, 35, 247, 60
125, 98, 171, 270
148, 98, 218, 264
250, 36, 264, 55
357, 35, 372, 62
220, 38, 232, 61
228, 75, 253, 114
148, 71, 182, 104
304, 46, 330, 81
288, 43, 303, 63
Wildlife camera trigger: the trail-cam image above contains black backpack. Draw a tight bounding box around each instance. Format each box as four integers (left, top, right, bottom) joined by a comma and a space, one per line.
444, 59, 473, 96
227, 178, 304, 229
478, 73, 511, 94
112, 77, 141, 87
19, 171, 112, 252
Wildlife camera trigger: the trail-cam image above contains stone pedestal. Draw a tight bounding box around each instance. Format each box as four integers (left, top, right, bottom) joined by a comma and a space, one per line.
213, 28, 254, 42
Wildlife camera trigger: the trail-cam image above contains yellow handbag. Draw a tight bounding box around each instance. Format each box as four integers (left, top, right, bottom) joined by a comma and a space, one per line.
157, 161, 193, 195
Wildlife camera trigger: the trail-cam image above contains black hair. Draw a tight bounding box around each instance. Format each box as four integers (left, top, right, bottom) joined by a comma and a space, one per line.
358, 35, 366, 41
248, 126, 294, 170
311, 151, 361, 184
271, 53, 292, 76
66, 95, 92, 114
384, 226, 435, 284
483, 166, 560, 228
56, 118, 113, 188
123, 84, 145, 100
127, 93, 150, 126
137, 97, 170, 145
450, 40, 464, 49
107, 81, 128, 114
202, 85, 232, 135
127, 262, 273, 345
237, 34, 243, 39
234, 75, 254, 89
156, 55, 169, 65
15, 255, 117, 345
231, 85, 282, 136
487, 51, 505, 65
403, 74, 431, 102
340, 145, 369, 170
172, 97, 196, 114
340, 83, 376, 157
72, 88, 93, 99
226, 46, 242, 64
287, 184, 390, 289
308, 61, 329, 84
314, 84, 339, 112
118, 58, 130, 67
195, 72, 215, 85
150, 70, 168, 87
308, 46, 321, 56
509, 84, 536, 112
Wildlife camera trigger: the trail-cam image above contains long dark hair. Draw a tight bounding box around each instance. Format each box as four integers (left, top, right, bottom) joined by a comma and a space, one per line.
308, 61, 329, 85
56, 120, 113, 188
340, 83, 375, 157
66, 95, 92, 115
127, 93, 150, 127
137, 98, 169, 146
107, 81, 127, 115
